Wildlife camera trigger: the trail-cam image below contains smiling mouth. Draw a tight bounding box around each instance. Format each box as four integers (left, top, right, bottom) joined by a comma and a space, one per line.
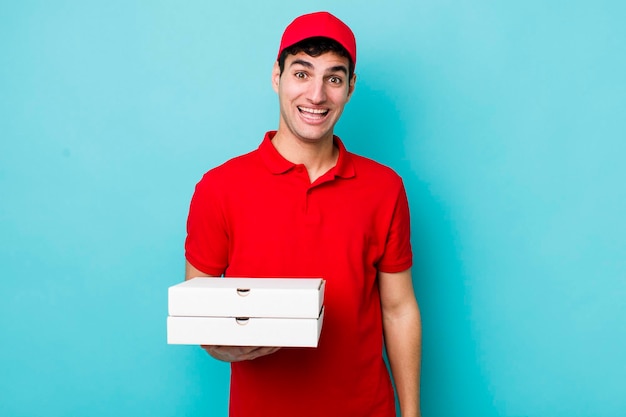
298, 106, 329, 118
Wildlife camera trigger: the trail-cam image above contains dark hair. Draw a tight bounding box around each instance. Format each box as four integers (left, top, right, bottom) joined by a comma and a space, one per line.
278, 37, 355, 80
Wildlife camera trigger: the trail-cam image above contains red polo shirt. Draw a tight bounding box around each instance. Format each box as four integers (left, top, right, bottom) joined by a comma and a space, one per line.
185, 131, 412, 417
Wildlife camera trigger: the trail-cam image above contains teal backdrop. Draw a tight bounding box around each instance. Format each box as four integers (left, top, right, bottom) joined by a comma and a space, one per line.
1, 1, 625, 416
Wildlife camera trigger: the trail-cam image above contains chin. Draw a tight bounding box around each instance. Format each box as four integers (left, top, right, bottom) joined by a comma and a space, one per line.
296, 126, 334, 142
298, 133, 331, 143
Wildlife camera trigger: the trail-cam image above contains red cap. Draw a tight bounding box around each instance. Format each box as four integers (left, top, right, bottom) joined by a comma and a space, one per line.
277, 11, 357, 69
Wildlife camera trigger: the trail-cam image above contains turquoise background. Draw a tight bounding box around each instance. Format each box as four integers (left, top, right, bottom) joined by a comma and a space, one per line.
1, 1, 625, 416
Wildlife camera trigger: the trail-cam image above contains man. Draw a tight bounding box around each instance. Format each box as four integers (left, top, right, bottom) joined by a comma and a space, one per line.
185, 11, 422, 417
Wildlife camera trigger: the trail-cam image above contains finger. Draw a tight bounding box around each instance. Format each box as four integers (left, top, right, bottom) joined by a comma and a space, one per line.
199, 345, 281, 361
245, 346, 281, 360
200, 345, 222, 354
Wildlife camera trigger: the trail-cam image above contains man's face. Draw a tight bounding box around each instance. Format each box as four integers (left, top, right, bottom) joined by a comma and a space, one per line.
272, 51, 355, 145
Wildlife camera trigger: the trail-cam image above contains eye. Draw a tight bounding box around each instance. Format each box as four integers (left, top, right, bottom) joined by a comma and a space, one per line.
295, 71, 307, 79
328, 76, 343, 85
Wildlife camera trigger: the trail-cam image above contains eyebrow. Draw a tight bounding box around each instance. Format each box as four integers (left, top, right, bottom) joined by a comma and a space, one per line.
290, 59, 314, 69
289, 59, 348, 75
328, 65, 348, 75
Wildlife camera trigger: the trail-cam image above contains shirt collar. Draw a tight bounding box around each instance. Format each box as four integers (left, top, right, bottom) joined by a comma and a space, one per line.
259, 131, 356, 179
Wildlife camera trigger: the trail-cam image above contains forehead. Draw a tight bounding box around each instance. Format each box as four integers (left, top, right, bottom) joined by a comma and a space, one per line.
285, 51, 350, 71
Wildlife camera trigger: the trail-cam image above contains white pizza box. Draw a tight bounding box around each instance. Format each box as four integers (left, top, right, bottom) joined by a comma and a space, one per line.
167, 307, 324, 347
168, 277, 325, 319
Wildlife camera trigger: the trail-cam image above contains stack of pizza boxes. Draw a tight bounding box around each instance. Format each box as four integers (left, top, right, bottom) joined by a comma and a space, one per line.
167, 277, 325, 347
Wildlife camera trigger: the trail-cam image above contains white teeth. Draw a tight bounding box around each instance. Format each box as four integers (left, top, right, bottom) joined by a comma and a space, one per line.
299, 107, 328, 114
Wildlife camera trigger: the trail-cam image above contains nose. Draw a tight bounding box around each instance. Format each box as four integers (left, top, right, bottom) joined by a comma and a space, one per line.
307, 78, 327, 104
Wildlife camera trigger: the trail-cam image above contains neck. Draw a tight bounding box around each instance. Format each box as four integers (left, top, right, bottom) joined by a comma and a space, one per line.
271, 131, 339, 183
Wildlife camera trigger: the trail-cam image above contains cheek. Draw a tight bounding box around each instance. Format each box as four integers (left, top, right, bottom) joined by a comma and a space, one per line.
330, 91, 350, 107
278, 84, 305, 103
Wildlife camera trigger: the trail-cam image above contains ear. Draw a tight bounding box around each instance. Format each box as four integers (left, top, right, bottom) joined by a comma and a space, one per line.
272, 61, 281, 93
346, 73, 357, 101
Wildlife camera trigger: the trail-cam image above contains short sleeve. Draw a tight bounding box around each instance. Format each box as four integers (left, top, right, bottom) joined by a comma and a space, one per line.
184, 172, 229, 276
376, 179, 413, 273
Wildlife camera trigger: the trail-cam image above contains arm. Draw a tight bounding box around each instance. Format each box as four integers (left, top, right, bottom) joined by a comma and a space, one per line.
185, 261, 213, 280
185, 260, 280, 361
379, 268, 422, 417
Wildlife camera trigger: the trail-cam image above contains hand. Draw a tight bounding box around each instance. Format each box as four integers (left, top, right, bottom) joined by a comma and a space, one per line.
201, 345, 281, 362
